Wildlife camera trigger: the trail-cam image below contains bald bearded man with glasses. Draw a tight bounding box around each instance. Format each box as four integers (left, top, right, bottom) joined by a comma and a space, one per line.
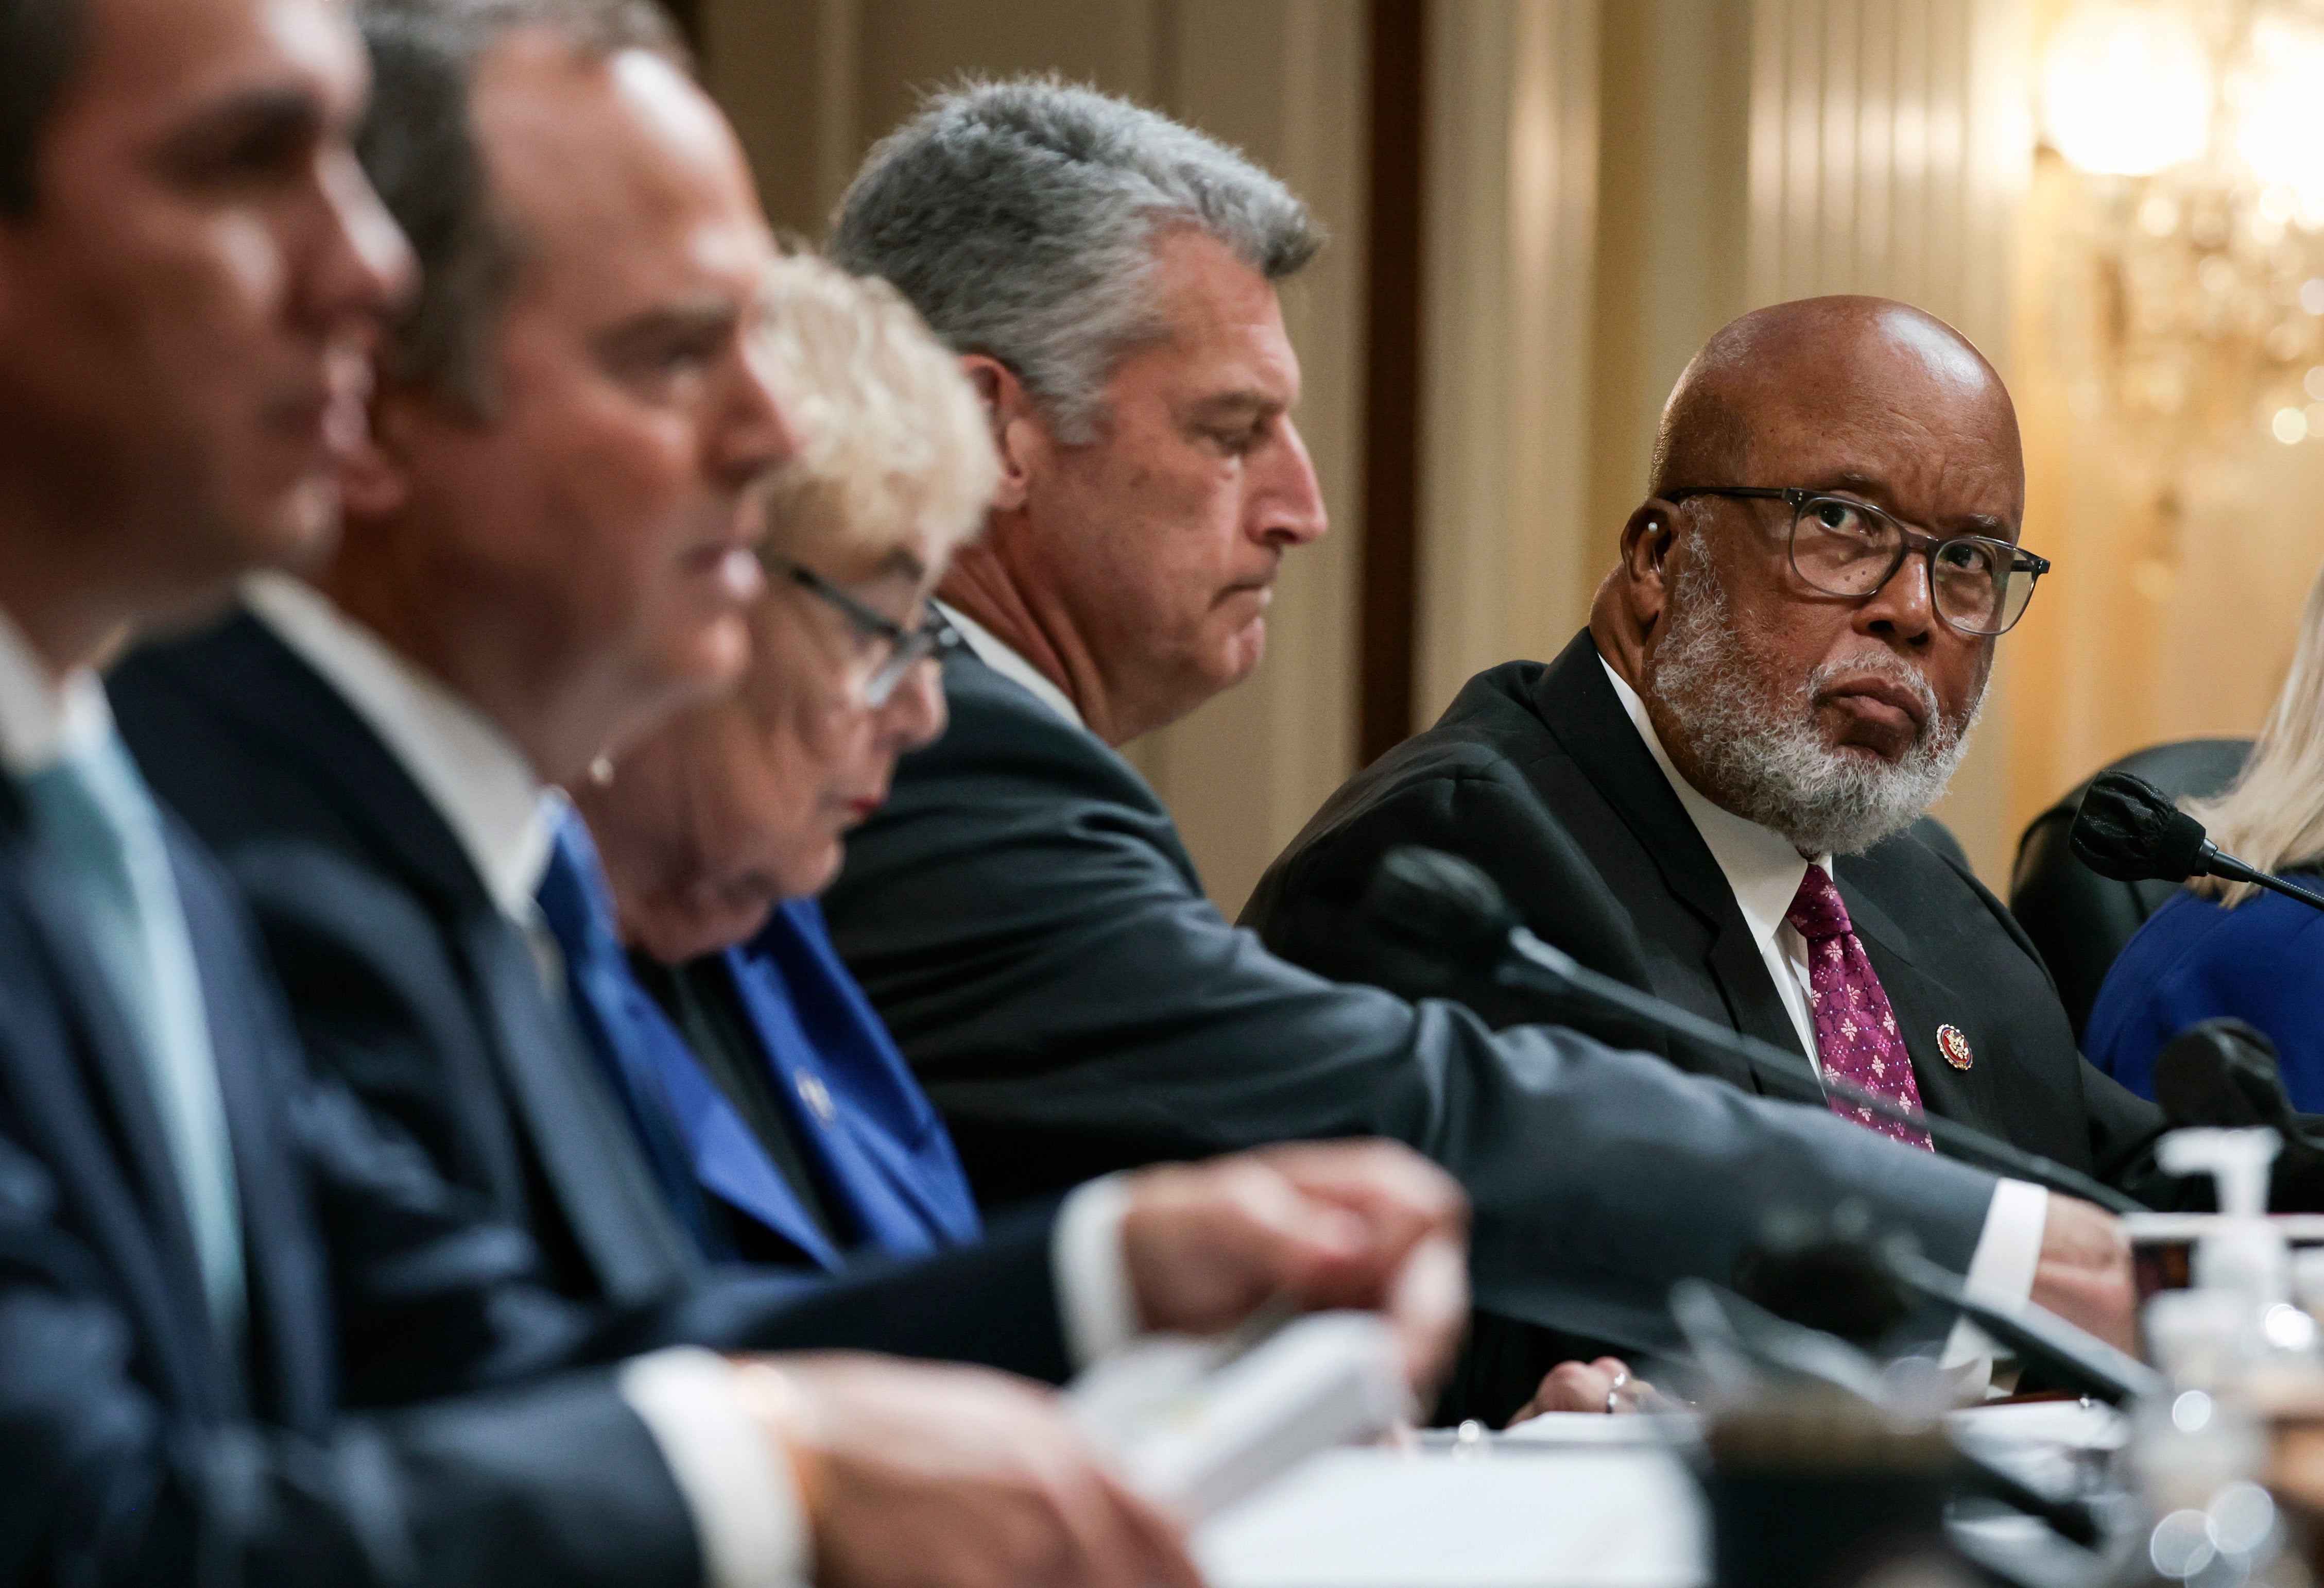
1250, 296, 2177, 1206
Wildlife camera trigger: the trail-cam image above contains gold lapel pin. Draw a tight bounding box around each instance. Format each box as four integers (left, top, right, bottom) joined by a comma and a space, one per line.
1937, 1023, 1973, 1071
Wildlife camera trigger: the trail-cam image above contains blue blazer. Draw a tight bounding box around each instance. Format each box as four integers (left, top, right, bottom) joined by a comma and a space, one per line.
2088, 878, 2324, 1110
555, 812, 982, 1268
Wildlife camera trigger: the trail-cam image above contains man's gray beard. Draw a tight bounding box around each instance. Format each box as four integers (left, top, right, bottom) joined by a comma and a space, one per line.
1642, 553, 1981, 857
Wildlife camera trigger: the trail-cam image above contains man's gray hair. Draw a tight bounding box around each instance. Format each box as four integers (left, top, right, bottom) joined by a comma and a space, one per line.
0, 0, 87, 219
831, 77, 1322, 443
354, 0, 688, 413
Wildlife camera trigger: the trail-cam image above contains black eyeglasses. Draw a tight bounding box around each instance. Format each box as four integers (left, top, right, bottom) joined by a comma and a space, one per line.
1663, 486, 2050, 637
768, 556, 962, 706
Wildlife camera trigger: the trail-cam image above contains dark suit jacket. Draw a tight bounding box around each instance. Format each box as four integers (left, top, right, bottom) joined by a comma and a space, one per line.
112, 612, 709, 1305
820, 644, 2007, 1373
1243, 631, 2173, 1201
0, 758, 1072, 1586
106, 612, 1072, 1358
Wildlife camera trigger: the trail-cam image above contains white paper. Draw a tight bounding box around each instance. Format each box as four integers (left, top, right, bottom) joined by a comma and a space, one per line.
1196, 1447, 1709, 1588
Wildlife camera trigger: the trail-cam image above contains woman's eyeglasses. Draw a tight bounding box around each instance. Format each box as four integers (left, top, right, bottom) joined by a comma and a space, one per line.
768, 556, 963, 706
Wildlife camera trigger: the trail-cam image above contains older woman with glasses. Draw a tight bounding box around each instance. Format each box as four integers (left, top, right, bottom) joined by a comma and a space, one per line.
569, 252, 1645, 1421
571, 254, 996, 1265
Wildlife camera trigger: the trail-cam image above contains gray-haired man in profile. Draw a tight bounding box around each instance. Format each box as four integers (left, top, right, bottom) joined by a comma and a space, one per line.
818, 77, 2134, 1423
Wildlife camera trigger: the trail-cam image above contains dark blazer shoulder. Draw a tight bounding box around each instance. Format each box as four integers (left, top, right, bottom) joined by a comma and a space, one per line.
112, 611, 484, 912
1247, 656, 1564, 910
1245, 639, 1723, 1058
919, 649, 1171, 809
869, 646, 1199, 885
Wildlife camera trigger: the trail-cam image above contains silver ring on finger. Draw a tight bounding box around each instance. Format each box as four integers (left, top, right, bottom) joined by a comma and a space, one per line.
1606, 1370, 1628, 1414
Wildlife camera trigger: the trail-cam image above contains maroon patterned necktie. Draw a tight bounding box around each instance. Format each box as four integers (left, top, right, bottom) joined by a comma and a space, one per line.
1784, 863, 1933, 1152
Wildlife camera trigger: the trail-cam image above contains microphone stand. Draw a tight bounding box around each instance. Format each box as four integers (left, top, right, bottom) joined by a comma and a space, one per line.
2199, 849, 2324, 913
1490, 925, 2145, 1215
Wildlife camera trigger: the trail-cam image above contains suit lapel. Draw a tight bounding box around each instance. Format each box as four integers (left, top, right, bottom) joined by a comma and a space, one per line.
171, 833, 333, 1430
465, 915, 698, 1303
1529, 634, 1807, 1069
0, 811, 228, 1413
619, 969, 843, 1270
715, 944, 954, 1257
1841, 882, 2006, 1135
169, 616, 698, 1304
732, 922, 979, 1251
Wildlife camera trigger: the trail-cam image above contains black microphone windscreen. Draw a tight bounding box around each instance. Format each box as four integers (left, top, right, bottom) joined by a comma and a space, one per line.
2154, 1018, 2291, 1131
1360, 847, 1521, 970
2070, 771, 2212, 882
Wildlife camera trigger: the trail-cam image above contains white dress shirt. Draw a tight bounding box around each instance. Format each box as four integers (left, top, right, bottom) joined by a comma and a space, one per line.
247, 574, 1141, 1586
1596, 653, 2046, 1379
939, 600, 1088, 731
243, 573, 556, 917
0, 607, 115, 776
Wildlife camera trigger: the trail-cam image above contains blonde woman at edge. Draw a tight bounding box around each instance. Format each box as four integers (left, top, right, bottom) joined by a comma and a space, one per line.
2086, 563, 2324, 1107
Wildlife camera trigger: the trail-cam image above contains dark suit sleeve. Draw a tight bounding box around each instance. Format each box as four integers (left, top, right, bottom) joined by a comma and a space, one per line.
0, 1111, 708, 1588
824, 662, 2004, 1357
287, 1061, 1073, 1402
0, 947, 1074, 1584
1248, 764, 1708, 1057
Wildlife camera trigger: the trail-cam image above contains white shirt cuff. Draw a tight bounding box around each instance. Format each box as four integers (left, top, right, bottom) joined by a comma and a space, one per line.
617, 1347, 809, 1588
1939, 1177, 2051, 1390
1054, 1173, 1140, 1367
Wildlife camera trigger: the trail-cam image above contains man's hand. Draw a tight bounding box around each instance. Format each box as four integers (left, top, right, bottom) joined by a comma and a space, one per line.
1118, 1140, 1470, 1394
736, 1353, 1203, 1588
1508, 1357, 1648, 1424
2028, 1195, 2135, 1353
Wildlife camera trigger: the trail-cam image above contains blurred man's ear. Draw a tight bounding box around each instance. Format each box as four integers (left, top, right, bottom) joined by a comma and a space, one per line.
960, 354, 1039, 514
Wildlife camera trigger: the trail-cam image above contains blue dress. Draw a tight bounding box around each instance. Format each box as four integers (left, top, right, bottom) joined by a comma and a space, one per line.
2085, 875, 2324, 1109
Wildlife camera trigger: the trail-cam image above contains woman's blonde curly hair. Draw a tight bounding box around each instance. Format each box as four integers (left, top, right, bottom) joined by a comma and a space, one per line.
758, 251, 999, 568
2190, 557, 2324, 904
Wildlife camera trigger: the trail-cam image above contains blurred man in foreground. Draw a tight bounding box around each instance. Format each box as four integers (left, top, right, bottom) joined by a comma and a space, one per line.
818, 82, 2134, 1423
0, 0, 843, 1576
64, 1, 1461, 1582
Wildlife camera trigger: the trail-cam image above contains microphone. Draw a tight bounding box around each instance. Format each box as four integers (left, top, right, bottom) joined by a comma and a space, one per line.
2071, 772, 2324, 912
2154, 1018, 2324, 1207
1362, 846, 2143, 1214
2154, 1019, 2294, 1132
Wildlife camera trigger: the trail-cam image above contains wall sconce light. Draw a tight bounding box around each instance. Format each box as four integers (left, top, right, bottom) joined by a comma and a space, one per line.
2039, 0, 2324, 483
2235, 14, 2324, 211
2040, 1, 2213, 176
